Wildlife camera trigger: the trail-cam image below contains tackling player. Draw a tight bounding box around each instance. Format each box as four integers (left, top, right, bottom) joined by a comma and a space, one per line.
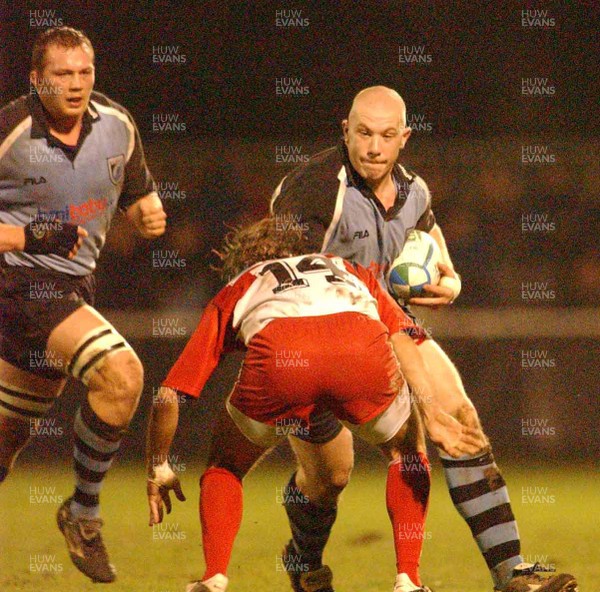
193, 87, 576, 592
0, 27, 166, 583
146, 217, 482, 592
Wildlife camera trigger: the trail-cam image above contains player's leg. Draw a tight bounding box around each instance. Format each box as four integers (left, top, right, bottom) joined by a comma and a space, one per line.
47, 304, 143, 583
417, 338, 523, 590
378, 406, 431, 591
0, 358, 66, 481
418, 339, 576, 592
282, 426, 354, 592
199, 405, 272, 584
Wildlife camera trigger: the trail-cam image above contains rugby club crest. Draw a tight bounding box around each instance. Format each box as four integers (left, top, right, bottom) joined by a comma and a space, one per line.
107, 154, 125, 185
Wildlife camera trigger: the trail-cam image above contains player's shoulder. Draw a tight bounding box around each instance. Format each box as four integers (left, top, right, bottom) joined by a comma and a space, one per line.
0, 95, 32, 143
89, 91, 136, 126
397, 163, 430, 200
283, 145, 342, 188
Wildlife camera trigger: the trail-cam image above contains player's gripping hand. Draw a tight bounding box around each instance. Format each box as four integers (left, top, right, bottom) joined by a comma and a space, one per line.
425, 410, 486, 458
23, 219, 87, 260
408, 263, 461, 308
147, 461, 186, 526
128, 193, 167, 238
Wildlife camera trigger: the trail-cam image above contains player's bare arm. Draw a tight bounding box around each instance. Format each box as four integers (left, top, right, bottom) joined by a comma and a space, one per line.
389, 331, 484, 457
409, 223, 462, 307
0, 224, 26, 253
126, 192, 167, 238
146, 386, 186, 525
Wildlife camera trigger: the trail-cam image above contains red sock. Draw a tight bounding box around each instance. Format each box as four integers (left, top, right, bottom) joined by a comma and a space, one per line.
200, 467, 243, 579
386, 452, 431, 585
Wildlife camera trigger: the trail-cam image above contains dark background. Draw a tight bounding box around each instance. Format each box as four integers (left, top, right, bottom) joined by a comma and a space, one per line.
0, 1, 598, 462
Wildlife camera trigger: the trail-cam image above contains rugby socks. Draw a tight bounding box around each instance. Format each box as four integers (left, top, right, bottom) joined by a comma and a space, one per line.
283, 472, 337, 570
386, 452, 430, 585
71, 399, 122, 519
200, 467, 243, 579
440, 450, 522, 590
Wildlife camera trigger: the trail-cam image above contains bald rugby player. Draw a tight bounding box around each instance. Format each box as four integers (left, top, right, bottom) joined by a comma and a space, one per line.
269, 87, 577, 592
182, 87, 576, 592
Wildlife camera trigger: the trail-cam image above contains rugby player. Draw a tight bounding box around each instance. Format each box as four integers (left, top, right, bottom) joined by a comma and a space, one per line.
194, 88, 576, 592
0, 27, 166, 583
146, 218, 482, 592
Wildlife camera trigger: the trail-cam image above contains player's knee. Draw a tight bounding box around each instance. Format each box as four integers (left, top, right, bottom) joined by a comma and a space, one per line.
321, 464, 352, 499
88, 350, 144, 422
329, 468, 351, 492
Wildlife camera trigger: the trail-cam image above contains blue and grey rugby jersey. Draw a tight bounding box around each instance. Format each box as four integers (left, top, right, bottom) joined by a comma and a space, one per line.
270, 142, 435, 282
0, 91, 155, 275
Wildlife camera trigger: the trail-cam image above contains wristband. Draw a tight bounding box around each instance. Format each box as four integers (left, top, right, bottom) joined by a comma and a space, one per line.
23, 219, 79, 257
439, 273, 462, 302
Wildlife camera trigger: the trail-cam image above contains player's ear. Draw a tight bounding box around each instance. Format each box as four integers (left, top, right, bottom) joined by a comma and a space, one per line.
341, 119, 349, 142
399, 125, 412, 148
29, 70, 39, 88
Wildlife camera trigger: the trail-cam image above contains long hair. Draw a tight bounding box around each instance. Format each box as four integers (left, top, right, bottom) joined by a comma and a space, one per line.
216, 217, 308, 281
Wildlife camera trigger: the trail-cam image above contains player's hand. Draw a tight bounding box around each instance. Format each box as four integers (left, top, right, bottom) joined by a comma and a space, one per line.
23, 219, 88, 260
147, 465, 186, 526
408, 263, 459, 308
132, 194, 167, 239
424, 410, 486, 457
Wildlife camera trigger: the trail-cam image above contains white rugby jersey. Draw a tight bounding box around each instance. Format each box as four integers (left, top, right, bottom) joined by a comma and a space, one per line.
163, 253, 424, 399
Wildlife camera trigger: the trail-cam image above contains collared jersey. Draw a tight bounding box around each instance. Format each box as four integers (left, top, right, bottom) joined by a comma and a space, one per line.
270, 142, 435, 281
0, 91, 155, 275
163, 253, 425, 399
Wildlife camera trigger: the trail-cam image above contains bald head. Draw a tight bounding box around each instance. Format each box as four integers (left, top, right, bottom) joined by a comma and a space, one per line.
348, 86, 407, 129
342, 86, 412, 189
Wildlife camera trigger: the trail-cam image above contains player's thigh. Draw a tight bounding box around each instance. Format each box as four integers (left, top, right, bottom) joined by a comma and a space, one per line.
418, 338, 477, 419
288, 426, 354, 489
379, 403, 427, 460
208, 402, 273, 480
0, 357, 66, 453
46, 304, 140, 387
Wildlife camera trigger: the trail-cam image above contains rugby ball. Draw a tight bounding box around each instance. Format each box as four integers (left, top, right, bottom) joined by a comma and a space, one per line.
387, 230, 441, 300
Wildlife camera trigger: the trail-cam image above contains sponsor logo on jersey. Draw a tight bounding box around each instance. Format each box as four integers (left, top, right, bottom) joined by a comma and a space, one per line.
353, 229, 370, 239
36, 196, 109, 225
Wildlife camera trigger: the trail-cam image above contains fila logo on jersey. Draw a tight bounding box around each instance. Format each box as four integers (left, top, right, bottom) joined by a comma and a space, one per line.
107, 154, 125, 185
24, 177, 47, 185
353, 230, 370, 239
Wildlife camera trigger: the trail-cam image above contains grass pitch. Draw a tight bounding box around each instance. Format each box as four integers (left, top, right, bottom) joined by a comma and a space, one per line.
0, 460, 596, 591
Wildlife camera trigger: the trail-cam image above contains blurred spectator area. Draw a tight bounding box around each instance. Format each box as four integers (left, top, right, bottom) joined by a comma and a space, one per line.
98, 136, 599, 309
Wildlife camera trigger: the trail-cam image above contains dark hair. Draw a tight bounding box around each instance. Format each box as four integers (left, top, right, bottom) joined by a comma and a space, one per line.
215, 217, 308, 281
31, 27, 94, 72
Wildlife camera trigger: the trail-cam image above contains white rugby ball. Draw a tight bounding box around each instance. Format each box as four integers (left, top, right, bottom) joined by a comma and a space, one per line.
388, 229, 442, 300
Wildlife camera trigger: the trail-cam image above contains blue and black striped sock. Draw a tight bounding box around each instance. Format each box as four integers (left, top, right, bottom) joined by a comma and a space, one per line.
441, 450, 522, 589
71, 400, 122, 519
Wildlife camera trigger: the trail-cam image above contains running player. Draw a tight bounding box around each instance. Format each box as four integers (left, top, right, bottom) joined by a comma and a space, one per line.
146, 217, 482, 592
269, 86, 576, 592
0, 27, 166, 583
195, 87, 576, 592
